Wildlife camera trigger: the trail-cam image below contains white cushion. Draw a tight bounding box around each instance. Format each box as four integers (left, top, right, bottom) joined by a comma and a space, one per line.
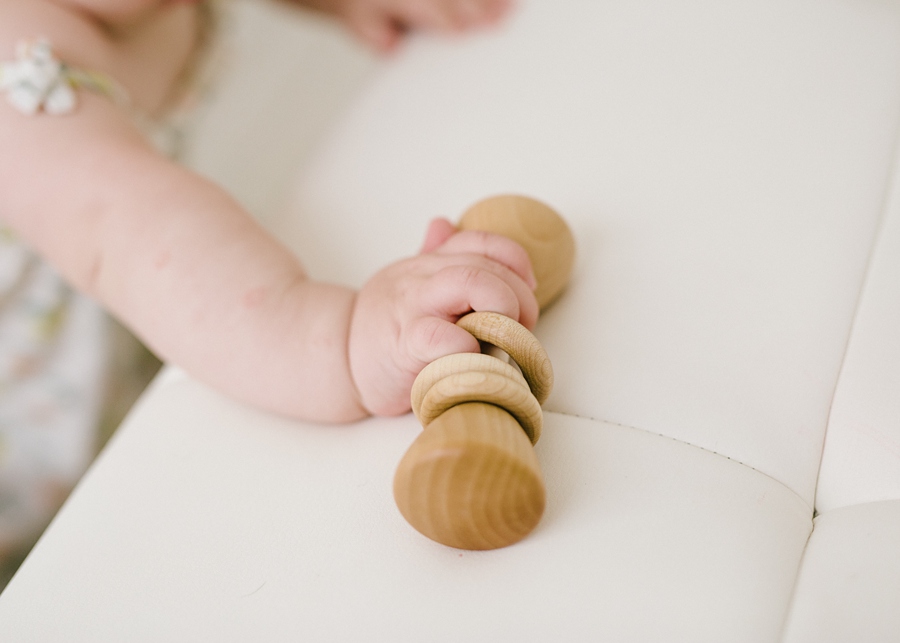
815, 169, 900, 512
281, 0, 900, 509
0, 378, 811, 641
782, 501, 900, 642
3, 0, 900, 639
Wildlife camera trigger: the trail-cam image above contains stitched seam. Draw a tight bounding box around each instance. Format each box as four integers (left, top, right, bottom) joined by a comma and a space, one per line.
777, 521, 817, 642
809, 104, 900, 517
780, 125, 900, 640
543, 408, 813, 513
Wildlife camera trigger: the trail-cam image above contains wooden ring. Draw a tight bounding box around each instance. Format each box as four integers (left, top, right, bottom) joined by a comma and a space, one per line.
411, 352, 528, 419
456, 311, 553, 404
418, 370, 542, 443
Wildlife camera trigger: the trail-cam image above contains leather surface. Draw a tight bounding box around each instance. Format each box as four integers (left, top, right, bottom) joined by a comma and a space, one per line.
782, 501, 900, 642
0, 378, 812, 641
2, 0, 899, 638
280, 0, 900, 509
816, 164, 900, 512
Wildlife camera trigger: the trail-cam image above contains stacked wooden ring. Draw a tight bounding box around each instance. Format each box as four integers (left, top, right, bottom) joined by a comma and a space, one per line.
393, 195, 576, 550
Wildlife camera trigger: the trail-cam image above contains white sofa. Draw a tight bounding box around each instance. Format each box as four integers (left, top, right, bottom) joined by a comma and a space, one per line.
1, 0, 898, 640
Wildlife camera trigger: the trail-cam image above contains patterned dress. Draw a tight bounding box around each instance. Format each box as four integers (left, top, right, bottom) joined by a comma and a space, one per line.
0, 232, 110, 556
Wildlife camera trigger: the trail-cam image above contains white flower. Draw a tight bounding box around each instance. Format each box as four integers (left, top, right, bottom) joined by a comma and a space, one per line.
0, 39, 76, 115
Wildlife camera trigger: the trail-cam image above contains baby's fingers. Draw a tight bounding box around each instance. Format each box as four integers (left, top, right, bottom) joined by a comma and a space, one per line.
481, 0, 514, 23
447, 0, 513, 28
433, 229, 537, 291
348, 13, 405, 52
411, 0, 513, 31
406, 316, 481, 366
421, 264, 538, 329
419, 218, 456, 254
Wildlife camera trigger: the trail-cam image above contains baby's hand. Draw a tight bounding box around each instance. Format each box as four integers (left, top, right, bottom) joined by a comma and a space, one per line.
302, 0, 513, 52
349, 218, 537, 416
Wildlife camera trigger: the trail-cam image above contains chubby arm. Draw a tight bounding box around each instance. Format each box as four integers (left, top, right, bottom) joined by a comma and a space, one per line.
1, 92, 368, 421
0, 0, 536, 423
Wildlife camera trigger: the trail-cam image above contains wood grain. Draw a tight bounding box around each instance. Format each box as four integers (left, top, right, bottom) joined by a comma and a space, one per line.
456, 311, 553, 406
459, 194, 576, 308
411, 352, 529, 421
393, 195, 573, 550
393, 403, 546, 550
418, 369, 543, 443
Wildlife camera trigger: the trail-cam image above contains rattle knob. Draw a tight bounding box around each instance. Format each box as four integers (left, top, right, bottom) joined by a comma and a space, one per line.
394, 403, 545, 550
393, 195, 573, 550
459, 194, 576, 308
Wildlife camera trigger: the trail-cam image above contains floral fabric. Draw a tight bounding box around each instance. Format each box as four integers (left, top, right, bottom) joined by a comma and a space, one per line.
0, 232, 109, 555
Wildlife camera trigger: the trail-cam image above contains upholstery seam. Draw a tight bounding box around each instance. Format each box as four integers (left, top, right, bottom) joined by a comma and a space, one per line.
777, 69, 900, 643
544, 407, 818, 641
777, 523, 817, 642
543, 408, 813, 513
809, 103, 900, 517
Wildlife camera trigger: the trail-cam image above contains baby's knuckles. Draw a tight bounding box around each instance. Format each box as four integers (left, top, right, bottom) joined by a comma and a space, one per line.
350, 215, 536, 417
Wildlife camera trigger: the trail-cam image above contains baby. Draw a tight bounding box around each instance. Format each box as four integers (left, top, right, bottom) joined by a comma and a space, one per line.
0, 0, 533, 419
0, 0, 534, 568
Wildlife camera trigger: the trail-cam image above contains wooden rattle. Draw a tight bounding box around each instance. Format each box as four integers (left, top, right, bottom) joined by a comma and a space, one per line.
393, 195, 576, 550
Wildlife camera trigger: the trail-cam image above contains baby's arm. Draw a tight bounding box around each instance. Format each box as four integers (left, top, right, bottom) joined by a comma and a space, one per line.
0, 0, 535, 422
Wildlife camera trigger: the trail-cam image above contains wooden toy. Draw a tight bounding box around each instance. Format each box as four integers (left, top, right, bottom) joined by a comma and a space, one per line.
393, 195, 575, 550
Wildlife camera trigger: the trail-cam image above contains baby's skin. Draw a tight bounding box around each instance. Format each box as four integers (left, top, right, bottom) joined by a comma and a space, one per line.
0, 0, 533, 422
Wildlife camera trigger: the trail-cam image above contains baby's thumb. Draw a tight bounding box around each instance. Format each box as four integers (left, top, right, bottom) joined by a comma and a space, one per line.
419, 218, 457, 254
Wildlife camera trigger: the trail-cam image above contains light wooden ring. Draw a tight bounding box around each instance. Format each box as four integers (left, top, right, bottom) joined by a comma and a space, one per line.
456, 311, 553, 405
418, 370, 542, 443
411, 352, 528, 419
